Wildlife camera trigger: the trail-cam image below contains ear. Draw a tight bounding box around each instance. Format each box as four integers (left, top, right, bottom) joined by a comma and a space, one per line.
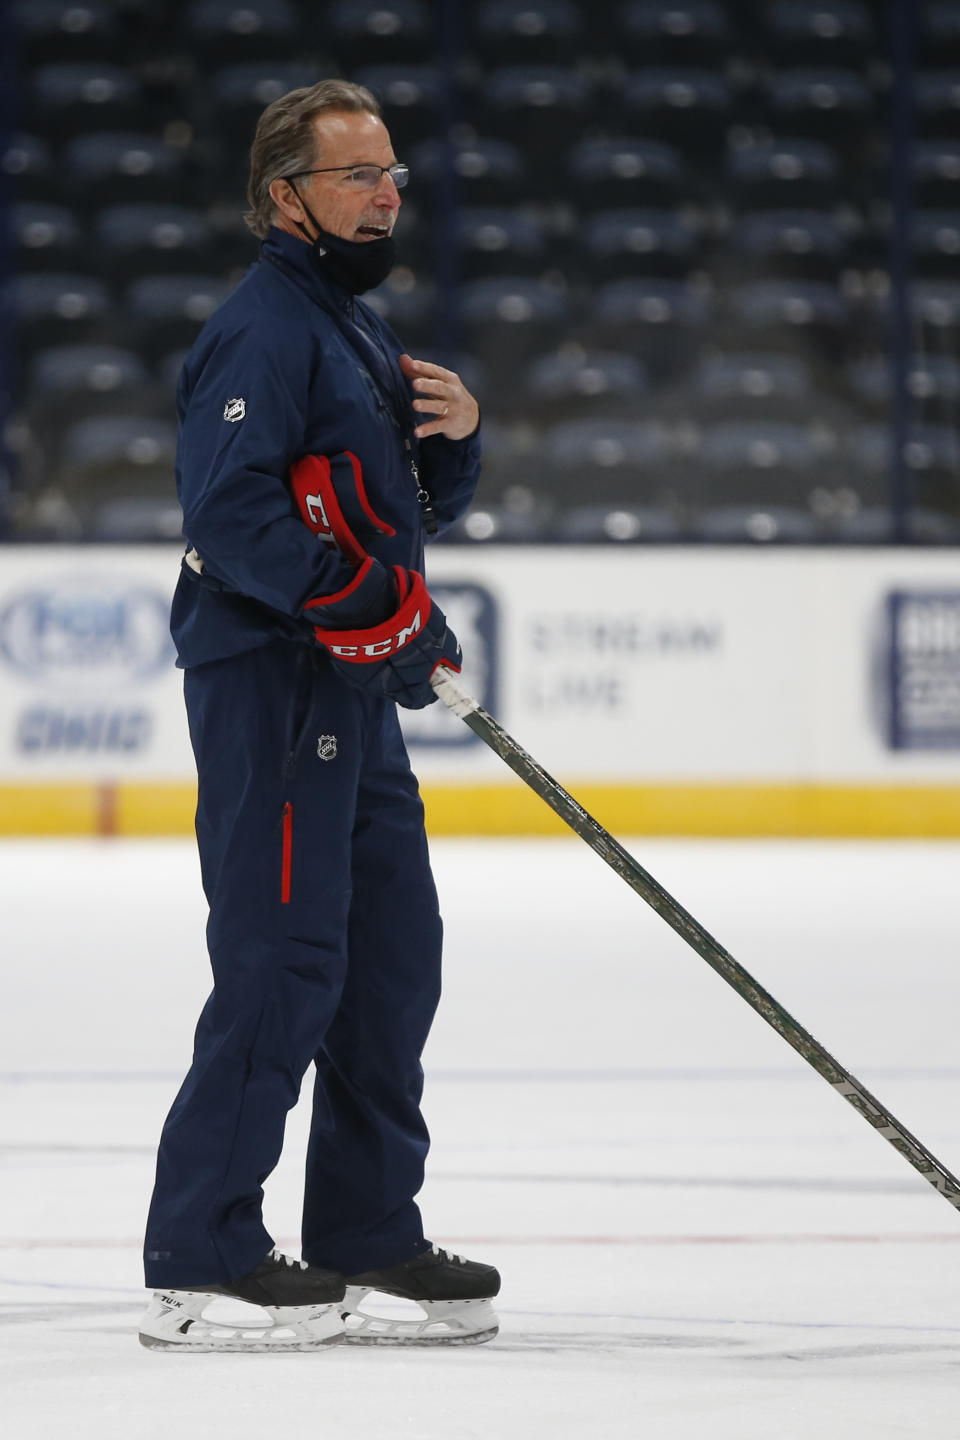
268, 176, 306, 225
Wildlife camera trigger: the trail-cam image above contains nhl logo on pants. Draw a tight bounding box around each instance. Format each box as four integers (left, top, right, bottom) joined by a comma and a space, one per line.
317, 734, 338, 762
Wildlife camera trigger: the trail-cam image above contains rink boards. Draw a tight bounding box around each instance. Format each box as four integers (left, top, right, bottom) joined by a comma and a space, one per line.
0, 544, 958, 835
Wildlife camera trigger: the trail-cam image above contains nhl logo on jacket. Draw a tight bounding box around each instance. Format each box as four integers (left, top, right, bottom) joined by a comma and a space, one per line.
223, 397, 246, 422
317, 734, 338, 762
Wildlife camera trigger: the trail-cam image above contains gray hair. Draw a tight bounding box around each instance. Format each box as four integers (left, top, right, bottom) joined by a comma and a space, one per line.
244, 79, 382, 239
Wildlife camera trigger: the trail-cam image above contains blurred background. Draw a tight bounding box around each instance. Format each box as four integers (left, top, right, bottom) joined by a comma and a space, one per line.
3, 0, 960, 546
1, 0, 959, 839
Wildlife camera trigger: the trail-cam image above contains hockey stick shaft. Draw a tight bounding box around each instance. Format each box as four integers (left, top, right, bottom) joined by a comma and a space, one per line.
430, 667, 960, 1212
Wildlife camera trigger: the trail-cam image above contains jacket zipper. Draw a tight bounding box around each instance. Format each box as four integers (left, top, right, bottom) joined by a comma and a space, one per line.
281, 802, 293, 905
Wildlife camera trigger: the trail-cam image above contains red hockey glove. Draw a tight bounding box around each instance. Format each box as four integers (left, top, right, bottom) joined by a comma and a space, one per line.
312, 566, 461, 710
290, 451, 395, 564
302, 555, 396, 632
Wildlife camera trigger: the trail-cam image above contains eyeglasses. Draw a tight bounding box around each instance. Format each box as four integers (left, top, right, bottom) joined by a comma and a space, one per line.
289, 163, 409, 190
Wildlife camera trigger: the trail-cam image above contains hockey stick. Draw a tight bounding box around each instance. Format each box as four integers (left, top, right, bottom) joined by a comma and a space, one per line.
430, 667, 960, 1213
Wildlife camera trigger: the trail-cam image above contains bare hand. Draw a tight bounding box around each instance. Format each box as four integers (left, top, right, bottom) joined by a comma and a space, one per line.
399, 353, 480, 441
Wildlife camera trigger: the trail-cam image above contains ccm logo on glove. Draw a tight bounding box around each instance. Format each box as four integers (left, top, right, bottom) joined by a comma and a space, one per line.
326, 610, 424, 660
314, 568, 431, 661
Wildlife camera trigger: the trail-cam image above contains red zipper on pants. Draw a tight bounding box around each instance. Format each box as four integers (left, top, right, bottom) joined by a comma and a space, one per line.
281, 802, 292, 904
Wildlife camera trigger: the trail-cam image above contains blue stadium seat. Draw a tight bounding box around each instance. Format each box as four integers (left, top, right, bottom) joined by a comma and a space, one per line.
410, 136, 525, 203
60, 415, 178, 473
56, 416, 180, 538
328, 1, 429, 63
456, 207, 547, 276
30, 344, 149, 399
920, 3, 960, 63
63, 132, 185, 203
1, 134, 54, 198
588, 277, 710, 377
836, 422, 960, 539
478, 65, 593, 148
362, 272, 434, 345
726, 138, 841, 206
619, 68, 732, 152
909, 279, 960, 332
211, 64, 327, 131
618, 1, 731, 61
696, 421, 832, 512
912, 209, 960, 274
760, 2, 876, 64
526, 348, 647, 413
10, 273, 110, 352
181, 0, 299, 60
692, 352, 812, 409
461, 276, 569, 325
583, 208, 701, 277
97, 205, 213, 275
847, 355, 960, 409
912, 139, 960, 204
473, 0, 584, 61
693, 504, 819, 543
27, 344, 154, 429
727, 278, 850, 334
13, 203, 84, 269
762, 68, 873, 140
440, 506, 548, 543
730, 209, 852, 274
546, 418, 669, 483
554, 504, 683, 542
350, 66, 445, 140
30, 63, 145, 137
915, 72, 960, 137
456, 417, 539, 498
846, 422, 960, 485
569, 137, 687, 205
126, 274, 233, 356
821, 506, 960, 544
11, 1, 118, 62
91, 496, 185, 542
594, 277, 711, 328
461, 277, 570, 367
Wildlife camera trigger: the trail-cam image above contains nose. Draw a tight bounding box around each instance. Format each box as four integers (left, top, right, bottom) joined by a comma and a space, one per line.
373, 172, 402, 209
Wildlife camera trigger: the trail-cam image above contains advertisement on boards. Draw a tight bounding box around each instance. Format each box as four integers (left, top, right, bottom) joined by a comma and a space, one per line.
1, 546, 959, 788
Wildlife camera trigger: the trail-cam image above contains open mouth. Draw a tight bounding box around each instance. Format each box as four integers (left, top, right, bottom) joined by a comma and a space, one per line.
357, 224, 391, 239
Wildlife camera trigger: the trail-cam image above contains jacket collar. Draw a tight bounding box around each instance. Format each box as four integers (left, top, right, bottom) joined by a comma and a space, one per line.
260, 225, 354, 313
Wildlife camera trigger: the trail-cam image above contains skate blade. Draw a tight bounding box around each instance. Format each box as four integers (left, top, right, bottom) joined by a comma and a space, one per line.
139, 1330, 345, 1353
139, 1292, 344, 1352
343, 1324, 498, 1347
341, 1293, 499, 1347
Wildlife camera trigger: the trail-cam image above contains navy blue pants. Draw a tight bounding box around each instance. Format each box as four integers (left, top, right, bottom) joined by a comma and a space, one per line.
144, 641, 443, 1288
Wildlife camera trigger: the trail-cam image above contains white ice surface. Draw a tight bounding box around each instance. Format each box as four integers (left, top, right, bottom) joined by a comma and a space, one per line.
1, 836, 960, 1439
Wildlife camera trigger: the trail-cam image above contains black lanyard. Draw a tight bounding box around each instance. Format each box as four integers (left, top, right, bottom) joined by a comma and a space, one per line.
263, 249, 437, 534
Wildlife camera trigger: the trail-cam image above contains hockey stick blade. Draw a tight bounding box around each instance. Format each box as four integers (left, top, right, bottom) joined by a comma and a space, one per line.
430, 667, 960, 1213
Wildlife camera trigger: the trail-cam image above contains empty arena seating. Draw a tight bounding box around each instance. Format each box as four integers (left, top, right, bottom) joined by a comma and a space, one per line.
3, 0, 957, 544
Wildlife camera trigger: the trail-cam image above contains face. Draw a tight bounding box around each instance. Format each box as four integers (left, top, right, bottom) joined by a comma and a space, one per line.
287, 109, 402, 243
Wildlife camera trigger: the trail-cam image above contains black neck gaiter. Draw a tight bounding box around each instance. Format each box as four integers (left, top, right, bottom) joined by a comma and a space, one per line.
308, 223, 395, 295
290, 186, 395, 295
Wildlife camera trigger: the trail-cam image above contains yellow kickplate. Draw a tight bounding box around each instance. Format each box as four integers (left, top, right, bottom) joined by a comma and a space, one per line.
1, 782, 959, 838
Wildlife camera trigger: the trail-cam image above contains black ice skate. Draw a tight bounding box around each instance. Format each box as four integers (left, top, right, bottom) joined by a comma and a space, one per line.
139, 1248, 346, 1352
342, 1244, 500, 1345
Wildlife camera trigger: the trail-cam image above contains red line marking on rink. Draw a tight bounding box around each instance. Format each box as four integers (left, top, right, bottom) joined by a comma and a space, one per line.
95, 783, 117, 838
3, 1234, 960, 1250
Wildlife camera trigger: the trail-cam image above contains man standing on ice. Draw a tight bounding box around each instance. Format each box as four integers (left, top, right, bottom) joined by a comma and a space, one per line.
140, 78, 500, 1352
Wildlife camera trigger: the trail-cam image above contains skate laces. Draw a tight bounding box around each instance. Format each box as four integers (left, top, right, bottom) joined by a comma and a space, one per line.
430, 1244, 466, 1265
268, 1247, 307, 1270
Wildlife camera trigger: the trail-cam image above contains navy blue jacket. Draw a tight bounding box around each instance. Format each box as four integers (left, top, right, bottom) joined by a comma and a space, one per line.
170, 227, 482, 669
